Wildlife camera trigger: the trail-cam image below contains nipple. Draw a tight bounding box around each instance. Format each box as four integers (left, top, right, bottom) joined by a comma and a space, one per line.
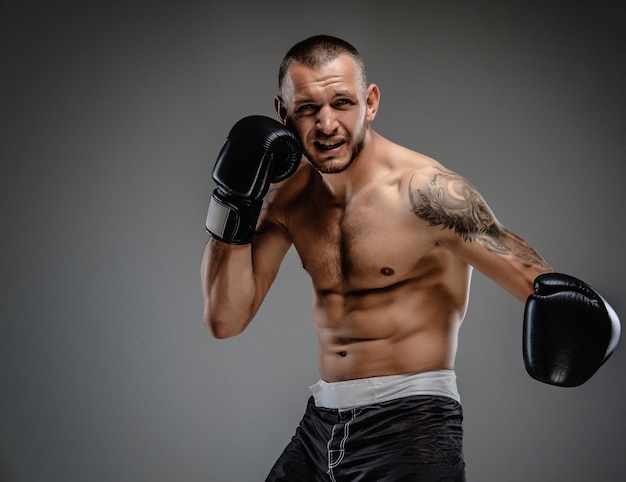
380, 266, 395, 276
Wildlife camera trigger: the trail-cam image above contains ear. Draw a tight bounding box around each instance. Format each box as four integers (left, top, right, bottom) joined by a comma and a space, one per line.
365, 84, 381, 122
274, 96, 287, 124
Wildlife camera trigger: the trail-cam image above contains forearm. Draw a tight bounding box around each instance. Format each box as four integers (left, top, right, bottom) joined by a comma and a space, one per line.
201, 238, 258, 338
494, 259, 554, 303
200, 116, 301, 338
486, 227, 555, 303
464, 235, 554, 303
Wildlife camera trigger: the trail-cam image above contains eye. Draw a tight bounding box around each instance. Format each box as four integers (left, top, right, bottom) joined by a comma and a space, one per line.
334, 98, 354, 109
296, 104, 318, 115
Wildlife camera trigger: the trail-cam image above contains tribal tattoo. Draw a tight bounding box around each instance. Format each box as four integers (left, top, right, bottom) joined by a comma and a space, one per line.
409, 168, 550, 269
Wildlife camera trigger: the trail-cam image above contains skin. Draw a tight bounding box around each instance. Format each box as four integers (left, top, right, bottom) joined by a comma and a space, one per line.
201, 54, 553, 382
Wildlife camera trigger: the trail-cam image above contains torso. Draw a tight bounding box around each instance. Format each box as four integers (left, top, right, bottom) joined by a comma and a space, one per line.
268, 133, 472, 382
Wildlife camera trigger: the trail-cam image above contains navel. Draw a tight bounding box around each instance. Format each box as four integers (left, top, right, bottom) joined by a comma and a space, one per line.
338, 351, 347, 357
380, 266, 395, 276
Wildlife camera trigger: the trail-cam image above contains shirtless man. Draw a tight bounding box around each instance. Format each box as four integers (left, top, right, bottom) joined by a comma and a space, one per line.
201, 36, 619, 481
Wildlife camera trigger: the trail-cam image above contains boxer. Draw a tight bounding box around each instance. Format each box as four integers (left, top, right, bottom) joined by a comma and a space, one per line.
201, 35, 620, 481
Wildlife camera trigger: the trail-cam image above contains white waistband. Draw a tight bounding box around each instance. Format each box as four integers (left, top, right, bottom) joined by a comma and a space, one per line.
309, 370, 460, 410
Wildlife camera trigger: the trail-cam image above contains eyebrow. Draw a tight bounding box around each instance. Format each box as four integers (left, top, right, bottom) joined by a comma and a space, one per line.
332, 90, 356, 99
294, 90, 356, 104
293, 96, 316, 105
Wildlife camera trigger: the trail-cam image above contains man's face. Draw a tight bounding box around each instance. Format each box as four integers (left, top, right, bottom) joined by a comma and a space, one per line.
277, 55, 378, 174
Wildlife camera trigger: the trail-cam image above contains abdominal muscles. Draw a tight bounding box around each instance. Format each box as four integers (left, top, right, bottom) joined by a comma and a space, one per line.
312, 278, 464, 382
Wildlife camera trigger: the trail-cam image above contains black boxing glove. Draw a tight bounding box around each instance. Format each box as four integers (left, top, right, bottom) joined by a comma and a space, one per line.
205, 116, 302, 244
523, 272, 621, 387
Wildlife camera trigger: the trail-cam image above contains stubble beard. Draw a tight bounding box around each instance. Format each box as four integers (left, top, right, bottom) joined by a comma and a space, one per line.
305, 124, 368, 175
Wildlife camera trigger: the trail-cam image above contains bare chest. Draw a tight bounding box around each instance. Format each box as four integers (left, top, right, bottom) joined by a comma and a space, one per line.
288, 185, 436, 292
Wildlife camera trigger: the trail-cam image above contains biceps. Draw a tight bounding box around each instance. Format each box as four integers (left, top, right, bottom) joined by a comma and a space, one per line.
409, 169, 502, 242
251, 217, 293, 300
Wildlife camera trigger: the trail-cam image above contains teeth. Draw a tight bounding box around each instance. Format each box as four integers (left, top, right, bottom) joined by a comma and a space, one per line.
318, 141, 342, 150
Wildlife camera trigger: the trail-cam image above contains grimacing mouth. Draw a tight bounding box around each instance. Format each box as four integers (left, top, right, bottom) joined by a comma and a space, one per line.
314, 140, 345, 150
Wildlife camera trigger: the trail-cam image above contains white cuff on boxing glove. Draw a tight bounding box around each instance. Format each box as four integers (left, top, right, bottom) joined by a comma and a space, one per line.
205, 190, 261, 245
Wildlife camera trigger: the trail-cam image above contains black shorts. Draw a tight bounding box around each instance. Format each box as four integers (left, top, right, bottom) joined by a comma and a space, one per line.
266, 395, 466, 481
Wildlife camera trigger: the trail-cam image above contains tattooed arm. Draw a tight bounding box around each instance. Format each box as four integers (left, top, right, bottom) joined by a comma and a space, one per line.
409, 166, 553, 302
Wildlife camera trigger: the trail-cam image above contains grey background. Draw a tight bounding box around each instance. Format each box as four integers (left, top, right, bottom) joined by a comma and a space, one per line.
2, 1, 625, 481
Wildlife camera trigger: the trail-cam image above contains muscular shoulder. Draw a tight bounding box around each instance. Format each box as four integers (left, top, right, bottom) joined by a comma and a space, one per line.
406, 160, 502, 244
373, 136, 442, 189
268, 160, 317, 205
259, 160, 317, 226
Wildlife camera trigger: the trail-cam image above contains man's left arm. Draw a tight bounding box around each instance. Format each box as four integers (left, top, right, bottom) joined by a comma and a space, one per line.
408, 166, 621, 387
408, 166, 552, 301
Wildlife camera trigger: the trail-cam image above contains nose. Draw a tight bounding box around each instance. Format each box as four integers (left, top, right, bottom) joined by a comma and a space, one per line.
316, 105, 338, 136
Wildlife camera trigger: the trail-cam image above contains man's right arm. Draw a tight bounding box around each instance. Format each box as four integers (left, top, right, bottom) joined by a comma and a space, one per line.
201, 217, 292, 338
200, 116, 302, 338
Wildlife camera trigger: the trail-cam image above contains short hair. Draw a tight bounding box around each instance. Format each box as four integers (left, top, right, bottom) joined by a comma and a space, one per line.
278, 35, 368, 92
